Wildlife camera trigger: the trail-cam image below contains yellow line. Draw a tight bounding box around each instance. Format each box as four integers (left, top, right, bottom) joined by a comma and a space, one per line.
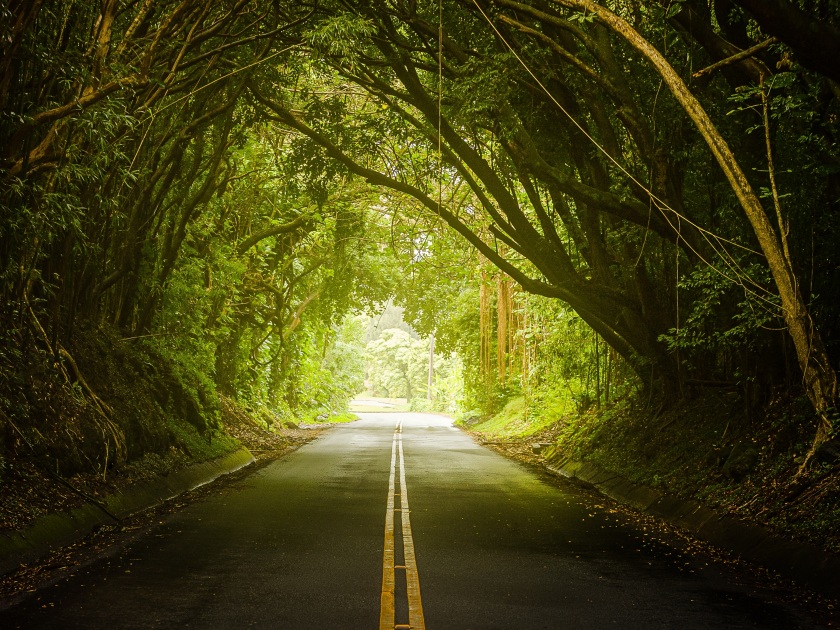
379, 428, 398, 630
379, 421, 426, 630
399, 432, 426, 629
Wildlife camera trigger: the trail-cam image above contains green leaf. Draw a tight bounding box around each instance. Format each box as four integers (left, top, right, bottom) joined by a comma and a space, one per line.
665, 1, 685, 19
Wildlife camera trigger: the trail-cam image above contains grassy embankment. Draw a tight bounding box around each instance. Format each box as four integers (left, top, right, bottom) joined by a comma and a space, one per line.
462, 389, 840, 555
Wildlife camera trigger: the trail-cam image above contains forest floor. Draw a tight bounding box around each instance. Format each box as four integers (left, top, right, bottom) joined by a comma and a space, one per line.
462, 390, 840, 557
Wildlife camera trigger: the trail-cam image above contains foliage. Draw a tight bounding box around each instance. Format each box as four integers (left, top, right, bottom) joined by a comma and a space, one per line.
363, 327, 426, 400
1, 0, 839, 484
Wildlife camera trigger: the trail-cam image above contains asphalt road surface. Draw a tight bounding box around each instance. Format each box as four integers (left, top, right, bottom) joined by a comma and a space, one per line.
0, 413, 828, 629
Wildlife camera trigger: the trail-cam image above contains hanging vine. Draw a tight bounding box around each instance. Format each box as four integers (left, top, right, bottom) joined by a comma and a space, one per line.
479, 266, 493, 385
497, 275, 510, 383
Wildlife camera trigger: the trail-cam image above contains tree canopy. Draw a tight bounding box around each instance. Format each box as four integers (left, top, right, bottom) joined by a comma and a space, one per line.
1, 0, 838, 471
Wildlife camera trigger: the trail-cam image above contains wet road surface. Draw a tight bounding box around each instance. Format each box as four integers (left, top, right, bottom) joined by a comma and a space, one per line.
0, 413, 828, 628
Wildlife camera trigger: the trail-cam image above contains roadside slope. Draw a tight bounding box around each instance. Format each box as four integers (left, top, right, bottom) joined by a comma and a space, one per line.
462, 392, 840, 597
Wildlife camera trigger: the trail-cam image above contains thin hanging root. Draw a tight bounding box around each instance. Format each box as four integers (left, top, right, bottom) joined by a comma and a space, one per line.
479, 268, 492, 384
58, 347, 112, 416
28, 291, 127, 469
58, 346, 127, 466
25, 295, 72, 383
497, 276, 508, 383
24, 295, 127, 467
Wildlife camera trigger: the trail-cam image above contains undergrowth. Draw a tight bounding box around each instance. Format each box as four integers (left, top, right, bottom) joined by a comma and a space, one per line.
307, 411, 358, 424
165, 416, 240, 462
462, 388, 575, 438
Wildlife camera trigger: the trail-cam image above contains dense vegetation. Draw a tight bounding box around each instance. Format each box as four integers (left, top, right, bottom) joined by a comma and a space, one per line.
1, 0, 838, 540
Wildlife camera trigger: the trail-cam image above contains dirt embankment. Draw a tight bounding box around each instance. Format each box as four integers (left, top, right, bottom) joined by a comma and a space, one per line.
0, 322, 313, 535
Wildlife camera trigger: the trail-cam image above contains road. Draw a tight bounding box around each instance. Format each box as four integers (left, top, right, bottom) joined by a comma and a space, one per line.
0, 413, 827, 628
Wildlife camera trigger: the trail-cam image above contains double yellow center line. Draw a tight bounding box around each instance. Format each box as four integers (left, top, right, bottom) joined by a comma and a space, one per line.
380, 421, 425, 630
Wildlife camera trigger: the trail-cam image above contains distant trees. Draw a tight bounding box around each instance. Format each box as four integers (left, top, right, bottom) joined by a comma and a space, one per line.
365, 328, 429, 400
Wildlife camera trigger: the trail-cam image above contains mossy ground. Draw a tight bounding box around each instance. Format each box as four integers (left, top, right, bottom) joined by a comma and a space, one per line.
303, 411, 359, 424
0, 323, 311, 533
164, 417, 240, 462
463, 388, 575, 438
464, 388, 840, 555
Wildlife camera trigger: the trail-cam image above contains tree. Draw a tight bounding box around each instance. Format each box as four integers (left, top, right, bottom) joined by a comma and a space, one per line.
245, 0, 838, 465
532, 0, 836, 466
366, 328, 430, 400
0, 1, 395, 464
2, 0, 838, 476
